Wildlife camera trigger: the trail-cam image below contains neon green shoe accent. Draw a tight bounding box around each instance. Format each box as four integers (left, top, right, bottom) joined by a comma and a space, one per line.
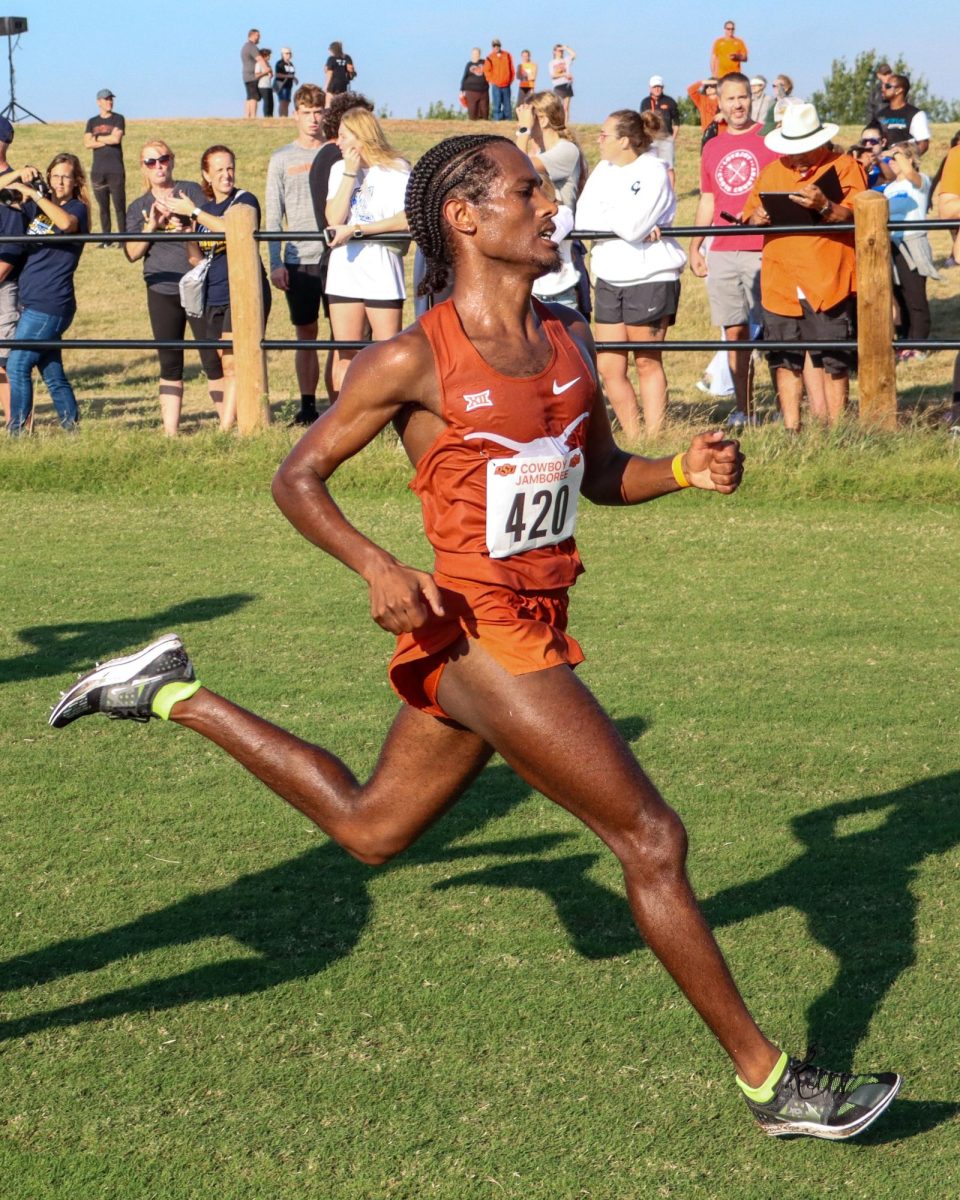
736, 1050, 789, 1104
152, 679, 202, 721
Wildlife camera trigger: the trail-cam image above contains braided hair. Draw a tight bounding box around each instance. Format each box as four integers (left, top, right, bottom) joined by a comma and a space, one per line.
405, 134, 512, 297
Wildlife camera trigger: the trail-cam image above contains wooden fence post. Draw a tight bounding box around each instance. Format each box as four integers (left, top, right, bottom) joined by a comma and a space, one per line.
853, 190, 897, 430
225, 204, 270, 434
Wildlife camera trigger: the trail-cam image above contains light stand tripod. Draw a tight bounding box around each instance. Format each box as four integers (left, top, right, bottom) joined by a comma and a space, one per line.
1, 30, 44, 123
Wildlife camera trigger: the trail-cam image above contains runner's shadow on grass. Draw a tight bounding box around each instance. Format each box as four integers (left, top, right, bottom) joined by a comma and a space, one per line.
0, 593, 255, 685
700, 770, 960, 1070
0, 718, 648, 1042
434, 769, 960, 1084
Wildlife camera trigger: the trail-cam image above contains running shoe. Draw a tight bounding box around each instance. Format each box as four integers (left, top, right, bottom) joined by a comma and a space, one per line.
49, 634, 196, 728
743, 1047, 901, 1140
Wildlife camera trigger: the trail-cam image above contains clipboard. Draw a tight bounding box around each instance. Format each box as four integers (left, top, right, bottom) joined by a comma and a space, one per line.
760, 165, 844, 225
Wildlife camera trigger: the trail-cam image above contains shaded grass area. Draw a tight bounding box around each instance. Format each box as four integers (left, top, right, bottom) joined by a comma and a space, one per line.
2, 480, 959, 1197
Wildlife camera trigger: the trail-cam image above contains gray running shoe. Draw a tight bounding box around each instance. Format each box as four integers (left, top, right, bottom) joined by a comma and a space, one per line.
744, 1048, 901, 1140
49, 634, 194, 728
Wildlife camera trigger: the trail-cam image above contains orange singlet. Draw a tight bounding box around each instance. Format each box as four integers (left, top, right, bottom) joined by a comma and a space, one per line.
389, 298, 598, 717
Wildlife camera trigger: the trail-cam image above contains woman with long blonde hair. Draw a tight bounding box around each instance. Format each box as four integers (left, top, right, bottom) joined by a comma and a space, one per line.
324, 108, 410, 390
514, 89, 587, 208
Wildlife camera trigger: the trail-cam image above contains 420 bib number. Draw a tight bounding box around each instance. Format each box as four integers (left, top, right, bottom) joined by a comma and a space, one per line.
485, 449, 584, 559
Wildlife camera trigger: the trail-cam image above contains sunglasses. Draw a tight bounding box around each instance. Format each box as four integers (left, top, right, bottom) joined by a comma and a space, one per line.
862, 137, 881, 144
143, 154, 172, 167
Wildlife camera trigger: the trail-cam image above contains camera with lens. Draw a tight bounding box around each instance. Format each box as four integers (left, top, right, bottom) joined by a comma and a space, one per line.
0, 176, 51, 205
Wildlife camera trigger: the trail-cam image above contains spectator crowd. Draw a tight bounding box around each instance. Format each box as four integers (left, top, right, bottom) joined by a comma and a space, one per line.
2, 21, 958, 437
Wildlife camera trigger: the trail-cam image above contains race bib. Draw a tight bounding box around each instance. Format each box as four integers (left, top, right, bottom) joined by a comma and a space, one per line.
485, 446, 584, 559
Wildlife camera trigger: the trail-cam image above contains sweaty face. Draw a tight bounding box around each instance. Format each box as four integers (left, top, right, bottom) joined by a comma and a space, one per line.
719, 82, 752, 129
465, 145, 560, 277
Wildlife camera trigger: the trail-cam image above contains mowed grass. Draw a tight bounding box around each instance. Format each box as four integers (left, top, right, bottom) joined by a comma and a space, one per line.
2, 434, 959, 1196
3, 115, 959, 431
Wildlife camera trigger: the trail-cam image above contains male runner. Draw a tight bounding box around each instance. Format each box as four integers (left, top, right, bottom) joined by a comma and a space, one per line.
50, 134, 900, 1140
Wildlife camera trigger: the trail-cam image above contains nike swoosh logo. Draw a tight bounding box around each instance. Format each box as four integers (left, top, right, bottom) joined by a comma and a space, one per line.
552, 377, 580, 395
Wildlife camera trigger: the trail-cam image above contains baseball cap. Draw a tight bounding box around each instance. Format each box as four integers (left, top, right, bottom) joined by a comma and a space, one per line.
96, 88, 115, 100
0, 115, 13, 143
649, 75, 664, 87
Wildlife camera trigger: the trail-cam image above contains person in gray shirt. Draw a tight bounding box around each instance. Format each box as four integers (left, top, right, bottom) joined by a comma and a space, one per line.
124, 138, 224, 435
265, 83, 327, 424
241, 29, 261, 119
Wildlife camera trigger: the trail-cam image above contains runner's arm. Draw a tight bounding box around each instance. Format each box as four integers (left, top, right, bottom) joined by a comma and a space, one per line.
272, 331, 446, 632
555, 312, 744, 503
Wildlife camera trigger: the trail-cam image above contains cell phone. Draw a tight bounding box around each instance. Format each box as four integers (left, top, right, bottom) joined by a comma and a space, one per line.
323, 227, 337, 246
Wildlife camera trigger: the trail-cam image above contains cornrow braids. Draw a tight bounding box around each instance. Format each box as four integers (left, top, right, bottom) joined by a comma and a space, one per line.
405, 134, 512, 297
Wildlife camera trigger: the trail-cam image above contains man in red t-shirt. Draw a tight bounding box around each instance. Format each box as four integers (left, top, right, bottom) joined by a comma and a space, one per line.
690, 73, 777, 424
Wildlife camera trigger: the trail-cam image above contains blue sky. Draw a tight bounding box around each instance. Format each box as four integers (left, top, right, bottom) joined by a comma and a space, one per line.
6, 1, 957, 125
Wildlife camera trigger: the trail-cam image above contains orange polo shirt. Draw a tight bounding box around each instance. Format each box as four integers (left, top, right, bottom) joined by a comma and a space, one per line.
742, 150, 867, 315
712, 36, 748, 76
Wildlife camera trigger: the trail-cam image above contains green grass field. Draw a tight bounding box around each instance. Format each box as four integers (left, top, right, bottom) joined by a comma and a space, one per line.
2, 113, 959, 1197
1, 114, 958, 430
2, 426, 959, 1197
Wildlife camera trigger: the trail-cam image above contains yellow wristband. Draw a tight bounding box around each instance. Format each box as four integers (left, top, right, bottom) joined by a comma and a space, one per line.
671, 453, 691, 489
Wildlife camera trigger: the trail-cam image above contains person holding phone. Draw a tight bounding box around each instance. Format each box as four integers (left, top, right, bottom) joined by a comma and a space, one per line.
323, 108, 410, 393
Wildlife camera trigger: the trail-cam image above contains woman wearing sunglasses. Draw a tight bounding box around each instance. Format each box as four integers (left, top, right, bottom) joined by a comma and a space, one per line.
125, 140, 223, 435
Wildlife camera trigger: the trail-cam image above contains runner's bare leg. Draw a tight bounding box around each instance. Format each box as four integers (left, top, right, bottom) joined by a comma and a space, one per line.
171, 692, 493, 864
169, 643, 779, 1084
434, 641, 782, 1088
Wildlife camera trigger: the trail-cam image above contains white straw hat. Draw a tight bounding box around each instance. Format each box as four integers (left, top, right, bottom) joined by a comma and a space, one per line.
765, 103, 839, 154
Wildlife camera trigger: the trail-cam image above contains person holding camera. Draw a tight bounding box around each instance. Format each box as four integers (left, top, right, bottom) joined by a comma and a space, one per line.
124, 139, 225, 436
0, 116, 26, 427
5, 154, 90, 436
323, 108, 410, 393
164, 145, 271, 433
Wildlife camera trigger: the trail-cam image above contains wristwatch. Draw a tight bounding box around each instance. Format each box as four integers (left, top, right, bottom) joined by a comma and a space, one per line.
351, 227, 364, 239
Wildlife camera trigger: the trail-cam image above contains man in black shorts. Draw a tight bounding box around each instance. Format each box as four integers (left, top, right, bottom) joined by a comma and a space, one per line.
266, 83, 327, 425
50, 134, 900, 1141
83, 89, 125, 245
241, 29, 261, 119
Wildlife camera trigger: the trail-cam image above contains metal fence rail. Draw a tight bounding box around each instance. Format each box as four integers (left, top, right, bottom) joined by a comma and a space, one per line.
1, 196, 955, 430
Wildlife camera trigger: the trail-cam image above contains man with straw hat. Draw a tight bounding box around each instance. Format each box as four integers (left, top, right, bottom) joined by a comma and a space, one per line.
743, 103, 867, 430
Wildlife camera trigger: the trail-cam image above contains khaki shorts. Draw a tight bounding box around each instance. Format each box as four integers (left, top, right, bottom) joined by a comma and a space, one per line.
389, 574, 584, 720
706, 249, 762, 328
0, 278, 18, 367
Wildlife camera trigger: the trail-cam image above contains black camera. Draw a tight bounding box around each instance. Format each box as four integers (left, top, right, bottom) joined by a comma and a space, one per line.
0, 176, 51, 205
